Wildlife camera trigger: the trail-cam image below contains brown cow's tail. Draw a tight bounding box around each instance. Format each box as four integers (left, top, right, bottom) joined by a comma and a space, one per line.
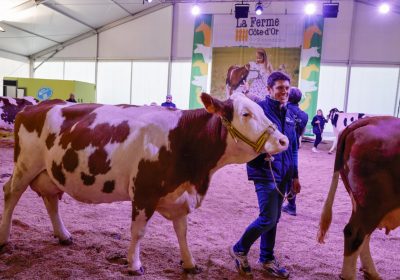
317, 170, 340, 244
318, 122, 352, 244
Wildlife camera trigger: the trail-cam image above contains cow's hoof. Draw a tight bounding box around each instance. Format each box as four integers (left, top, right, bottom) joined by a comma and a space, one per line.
180, 261, 202, 274
183, 265, 202, 274
0, 243, 6, 253
360, 268, 382, 280
0, 243, 14, 254
128, 266, 145, 276
59, 237, 73, 246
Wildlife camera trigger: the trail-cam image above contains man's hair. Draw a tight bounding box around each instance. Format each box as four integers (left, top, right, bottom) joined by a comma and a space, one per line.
166, 94, 172, 98
288, 87, 302, 104
267, 71, 291, 88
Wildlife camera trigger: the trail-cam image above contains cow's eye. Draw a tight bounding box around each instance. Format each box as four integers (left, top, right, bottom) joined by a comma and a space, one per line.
242, 112, 250, 117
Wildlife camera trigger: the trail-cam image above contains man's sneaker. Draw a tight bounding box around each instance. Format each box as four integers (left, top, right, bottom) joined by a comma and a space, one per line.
260, 259, 289, 279
229, 246, 252, 276
282, 204, 297, 216
312, 147, 319, 153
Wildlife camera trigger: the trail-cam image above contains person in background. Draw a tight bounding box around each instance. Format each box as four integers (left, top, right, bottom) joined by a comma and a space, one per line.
161, 94, 176, 109
245, 48, 274, 102
66, 93, 77, 103
311, 109, 327, 153
287, 87, 309, 148
229, 71, 301, 279
281, 87, 309, 216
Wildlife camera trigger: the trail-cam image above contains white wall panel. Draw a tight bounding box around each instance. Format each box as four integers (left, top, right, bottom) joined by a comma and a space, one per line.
0, 57, 29, 96
97, 61, 131, 104
351, 2, 400, 63
321, 1, 354, 62
172, 4, 195, 60
54, 35, 97, 59
99, 7, 172, 60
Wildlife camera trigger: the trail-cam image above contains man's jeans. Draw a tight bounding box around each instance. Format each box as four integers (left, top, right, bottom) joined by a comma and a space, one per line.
233, 180, 284, 263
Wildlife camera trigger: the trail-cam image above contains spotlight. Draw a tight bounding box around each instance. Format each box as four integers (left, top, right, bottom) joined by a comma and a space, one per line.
305, 3, 317, 15
235, 3, 249, 19
255, 1, 263, 16
323, 2, 339, 18
378, 3, 390, 14
191, 4, 200, 16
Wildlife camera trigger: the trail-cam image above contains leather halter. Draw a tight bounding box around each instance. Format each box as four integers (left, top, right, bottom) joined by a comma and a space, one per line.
220, 117, 276, 153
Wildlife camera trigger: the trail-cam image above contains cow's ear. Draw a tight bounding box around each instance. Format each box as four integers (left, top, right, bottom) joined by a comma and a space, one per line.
200, 92, 225, 116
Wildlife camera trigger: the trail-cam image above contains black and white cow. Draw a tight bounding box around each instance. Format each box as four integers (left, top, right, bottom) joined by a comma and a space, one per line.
327, 108, 368, 154
0, 92, 288, 276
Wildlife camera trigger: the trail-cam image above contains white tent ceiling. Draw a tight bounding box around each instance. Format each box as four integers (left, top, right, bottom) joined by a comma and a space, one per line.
0, 0, 169, 58
0, 0, 399, 60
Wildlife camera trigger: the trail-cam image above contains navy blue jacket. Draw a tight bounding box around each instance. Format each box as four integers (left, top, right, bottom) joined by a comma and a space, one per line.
287, 103, 309, 139
311, 115, 326, 134
247, 97, 299, 184
161, 102, 176, 109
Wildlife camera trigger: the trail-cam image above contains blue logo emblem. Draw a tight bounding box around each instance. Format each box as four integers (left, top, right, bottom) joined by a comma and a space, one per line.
37, 87, 53, 100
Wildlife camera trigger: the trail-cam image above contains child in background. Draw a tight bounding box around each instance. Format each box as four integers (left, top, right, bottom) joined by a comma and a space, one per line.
311, 109, 327, 153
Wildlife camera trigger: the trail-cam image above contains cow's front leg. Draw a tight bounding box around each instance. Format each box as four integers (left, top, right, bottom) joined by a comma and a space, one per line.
359, 235, 381, 280
0, 172, 30, 246
127, 207, 151, 276
328, 136, 337, 154
173, 215, 202, 274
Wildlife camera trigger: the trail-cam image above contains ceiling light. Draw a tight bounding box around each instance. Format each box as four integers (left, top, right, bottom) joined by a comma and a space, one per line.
305, 3, 317, 15
192, 4, 200, 16
378, 3, 390, 14
255, 1, 263, 16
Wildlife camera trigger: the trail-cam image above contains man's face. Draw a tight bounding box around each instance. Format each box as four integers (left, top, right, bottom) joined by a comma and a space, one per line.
268, 80, 290, 105
166, 96, 172, 102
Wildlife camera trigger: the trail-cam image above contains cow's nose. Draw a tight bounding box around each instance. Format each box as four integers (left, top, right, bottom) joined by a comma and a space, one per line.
279, 136, 289, 148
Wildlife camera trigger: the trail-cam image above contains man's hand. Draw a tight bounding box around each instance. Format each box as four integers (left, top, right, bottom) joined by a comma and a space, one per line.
292, 178, 301, 194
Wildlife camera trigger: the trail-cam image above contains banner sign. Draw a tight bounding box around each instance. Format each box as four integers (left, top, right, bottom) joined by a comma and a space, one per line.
213, 14, 304, 48
189, 14, 213, 109
298, 16, 324, 135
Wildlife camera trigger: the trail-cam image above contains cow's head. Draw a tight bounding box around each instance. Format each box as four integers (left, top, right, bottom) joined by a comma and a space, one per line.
200, 92, 288, 160
327, 108, 340, 122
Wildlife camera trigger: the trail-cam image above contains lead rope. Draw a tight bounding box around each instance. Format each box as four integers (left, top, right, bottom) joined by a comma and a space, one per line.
266, 157, 295, 202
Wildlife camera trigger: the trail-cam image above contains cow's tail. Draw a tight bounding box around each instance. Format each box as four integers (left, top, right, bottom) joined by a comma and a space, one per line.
317, 170, 340, 244
318, 122, 352, 244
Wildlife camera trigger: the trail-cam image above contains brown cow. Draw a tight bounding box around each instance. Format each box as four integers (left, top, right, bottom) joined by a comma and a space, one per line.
318, 116, 400, 280
225, 64, 250, 98
0, 92, 288, 276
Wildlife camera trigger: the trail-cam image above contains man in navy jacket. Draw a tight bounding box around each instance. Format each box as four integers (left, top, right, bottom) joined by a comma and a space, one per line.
230, 71, 301, 279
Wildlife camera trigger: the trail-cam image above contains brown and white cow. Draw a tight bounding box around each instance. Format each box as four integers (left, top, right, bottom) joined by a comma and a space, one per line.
0, 96, 38, 132
0, 92, 288, 275
318, 116, 400, 280
225, 64, 250, 98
